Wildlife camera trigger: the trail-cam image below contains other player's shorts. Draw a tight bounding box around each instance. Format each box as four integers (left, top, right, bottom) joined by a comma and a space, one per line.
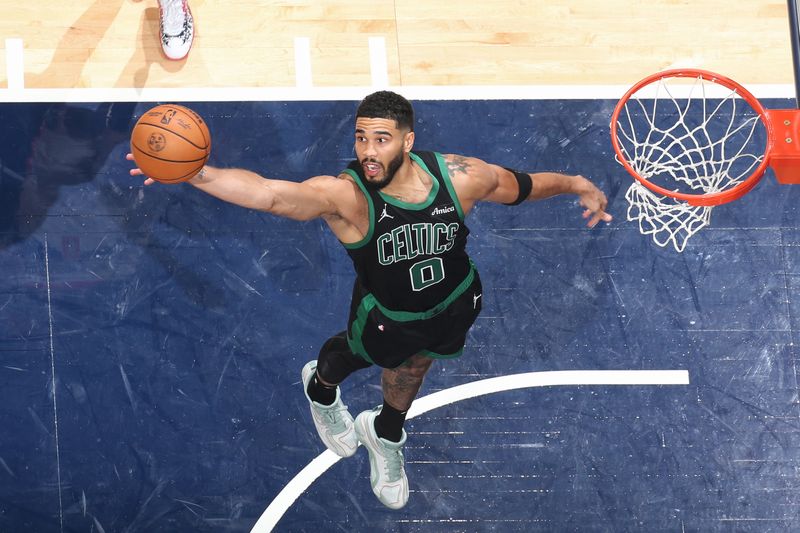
346, 263, 483, 368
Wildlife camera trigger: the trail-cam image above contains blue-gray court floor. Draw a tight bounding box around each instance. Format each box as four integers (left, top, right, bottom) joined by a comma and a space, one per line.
1, 98, 799, 532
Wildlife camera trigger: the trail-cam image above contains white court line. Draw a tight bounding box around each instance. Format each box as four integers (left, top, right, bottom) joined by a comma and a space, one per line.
5, 38, 24, 90
251, 369, 689, 532
0, 84, 794, 103
294, 37, 312, 89
44, 235, 64, 532
368, 37, 389, 88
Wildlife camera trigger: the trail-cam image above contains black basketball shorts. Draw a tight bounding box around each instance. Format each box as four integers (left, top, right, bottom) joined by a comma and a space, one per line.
346, 264, 483, 369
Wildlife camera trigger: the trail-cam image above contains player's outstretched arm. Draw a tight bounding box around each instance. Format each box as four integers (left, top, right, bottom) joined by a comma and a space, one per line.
188, 165, 343, 221
444, 154, 613, 227
127, 155, 340, 221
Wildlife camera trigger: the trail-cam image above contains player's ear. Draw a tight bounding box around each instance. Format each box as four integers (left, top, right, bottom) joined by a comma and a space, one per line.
403, 131, 415, 153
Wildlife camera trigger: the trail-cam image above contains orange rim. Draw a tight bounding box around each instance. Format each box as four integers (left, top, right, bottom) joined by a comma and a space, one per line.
610, 68, 772, 207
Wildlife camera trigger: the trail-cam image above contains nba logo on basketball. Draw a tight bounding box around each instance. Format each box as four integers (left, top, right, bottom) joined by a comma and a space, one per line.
148, 132, 166, 152
131, 104, 211, 183
160, 109, 177, 125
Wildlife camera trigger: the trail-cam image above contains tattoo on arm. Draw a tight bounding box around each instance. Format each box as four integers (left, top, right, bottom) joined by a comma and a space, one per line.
446, 155, 472, 177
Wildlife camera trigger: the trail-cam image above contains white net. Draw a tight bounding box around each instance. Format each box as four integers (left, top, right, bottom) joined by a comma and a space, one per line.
624, 182, 711, 252
614, 74, 768, 252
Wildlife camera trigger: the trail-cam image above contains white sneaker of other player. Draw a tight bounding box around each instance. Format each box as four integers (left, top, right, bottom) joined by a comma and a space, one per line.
354, 407, 409, 509
158, 0, 194, 60
301, 361, 358, 458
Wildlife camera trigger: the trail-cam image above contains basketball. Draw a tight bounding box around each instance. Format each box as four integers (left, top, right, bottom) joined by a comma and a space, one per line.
130, 104, 211, 183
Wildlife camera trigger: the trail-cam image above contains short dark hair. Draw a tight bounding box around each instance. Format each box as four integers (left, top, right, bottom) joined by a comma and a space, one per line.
355, 91, 414, 131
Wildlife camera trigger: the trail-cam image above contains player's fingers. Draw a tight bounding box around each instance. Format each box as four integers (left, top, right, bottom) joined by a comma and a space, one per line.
144, 178, 156, 186
582, 207, 603, 219
585, 209, 612, 227
126, 153, 134, 161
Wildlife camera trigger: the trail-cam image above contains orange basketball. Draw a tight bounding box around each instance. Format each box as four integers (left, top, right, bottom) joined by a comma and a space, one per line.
130, 104, 211, 183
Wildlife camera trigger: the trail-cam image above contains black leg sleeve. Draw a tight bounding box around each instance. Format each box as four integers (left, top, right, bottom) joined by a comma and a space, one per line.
316, 331, 372, 385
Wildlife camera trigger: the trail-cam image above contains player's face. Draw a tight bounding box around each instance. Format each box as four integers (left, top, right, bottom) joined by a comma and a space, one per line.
354, 117, 414, 189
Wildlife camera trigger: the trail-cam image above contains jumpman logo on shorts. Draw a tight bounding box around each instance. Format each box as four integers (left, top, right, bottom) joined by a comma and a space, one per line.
473, 292, 482, 309
378, 204, 394, 223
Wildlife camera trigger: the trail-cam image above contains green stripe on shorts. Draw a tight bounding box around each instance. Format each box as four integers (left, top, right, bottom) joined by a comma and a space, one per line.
347, 261, 476, 362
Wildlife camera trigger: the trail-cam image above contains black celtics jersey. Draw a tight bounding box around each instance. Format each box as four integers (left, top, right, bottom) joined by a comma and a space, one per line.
341, 151, 472, 312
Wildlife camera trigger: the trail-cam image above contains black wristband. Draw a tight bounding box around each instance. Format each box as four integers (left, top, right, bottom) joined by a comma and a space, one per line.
503, 168, 533, 206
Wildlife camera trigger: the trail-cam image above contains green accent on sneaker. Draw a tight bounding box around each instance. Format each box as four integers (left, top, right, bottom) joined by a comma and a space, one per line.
315, 401, 350, 434
378, 439, 405, 482
302, 360, 358, 458
355, 407, 409, 509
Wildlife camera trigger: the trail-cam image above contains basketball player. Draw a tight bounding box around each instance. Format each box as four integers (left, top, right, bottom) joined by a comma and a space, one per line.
127, 91, 612, 509
157, 0, 194, 60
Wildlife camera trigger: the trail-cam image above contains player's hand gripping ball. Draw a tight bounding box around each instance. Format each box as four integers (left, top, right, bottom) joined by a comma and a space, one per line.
130, 104, 211, 183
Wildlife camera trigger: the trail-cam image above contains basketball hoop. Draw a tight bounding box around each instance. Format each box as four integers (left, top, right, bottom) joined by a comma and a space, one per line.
610, 68, 781, 252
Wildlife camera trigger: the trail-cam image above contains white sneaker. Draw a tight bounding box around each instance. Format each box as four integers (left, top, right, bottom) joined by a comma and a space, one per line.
301, 361, 358, 458
354, 407, 409, 509
157, 0, 194, 60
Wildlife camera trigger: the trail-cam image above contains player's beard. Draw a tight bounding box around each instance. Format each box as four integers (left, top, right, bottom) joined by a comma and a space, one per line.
362, 149, 404, 190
